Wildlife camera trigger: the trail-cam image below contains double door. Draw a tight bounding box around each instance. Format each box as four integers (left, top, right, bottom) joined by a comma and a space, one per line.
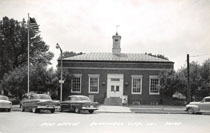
107, 74, 123, 98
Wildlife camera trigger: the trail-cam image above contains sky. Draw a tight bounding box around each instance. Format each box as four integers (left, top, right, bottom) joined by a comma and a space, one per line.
0, 0, 210, 70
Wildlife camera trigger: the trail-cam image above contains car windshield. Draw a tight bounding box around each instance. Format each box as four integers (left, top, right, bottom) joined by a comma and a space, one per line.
38, 94, 51, 99
71, 96, 91, 101
0, 96, 9, 100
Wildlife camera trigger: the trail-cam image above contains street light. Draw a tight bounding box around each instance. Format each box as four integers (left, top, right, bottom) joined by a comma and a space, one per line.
56, 43, 63, 101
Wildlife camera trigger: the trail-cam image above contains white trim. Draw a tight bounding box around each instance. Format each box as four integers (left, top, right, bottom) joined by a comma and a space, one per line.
71, 74, 82, 93
149, 75, 160, 95
63, 67, 170, 71
73, 74, 82, 77
107, 74, 124, 98
131, 75, 143, 94
88, 75, 100, 94
88, 74, 100, 77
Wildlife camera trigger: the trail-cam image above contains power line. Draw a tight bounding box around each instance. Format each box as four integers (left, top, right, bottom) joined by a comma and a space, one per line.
190, 54, 210, 57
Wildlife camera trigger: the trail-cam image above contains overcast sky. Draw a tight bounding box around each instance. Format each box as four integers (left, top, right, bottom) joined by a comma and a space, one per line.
0, 0, 210, 70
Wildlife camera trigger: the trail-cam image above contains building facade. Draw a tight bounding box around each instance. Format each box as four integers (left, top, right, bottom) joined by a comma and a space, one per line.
59, 33, 174, 105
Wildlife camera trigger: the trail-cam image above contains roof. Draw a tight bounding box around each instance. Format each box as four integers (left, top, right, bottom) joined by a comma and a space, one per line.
63, 52, 173, 63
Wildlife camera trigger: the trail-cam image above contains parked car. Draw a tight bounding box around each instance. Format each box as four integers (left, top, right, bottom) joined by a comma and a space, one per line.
186, 96, 210, 114
0, 95, 12, 112
60, 95, 99, 113
20, 93, 56, 113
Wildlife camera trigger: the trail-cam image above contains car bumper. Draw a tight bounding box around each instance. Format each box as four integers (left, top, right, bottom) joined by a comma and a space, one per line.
37, 106, 55, 109
0, 104, 12, 109
81, 106, 98, 110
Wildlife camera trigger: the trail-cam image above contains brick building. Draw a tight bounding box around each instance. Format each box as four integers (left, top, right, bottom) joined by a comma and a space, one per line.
59, 33, 174, 105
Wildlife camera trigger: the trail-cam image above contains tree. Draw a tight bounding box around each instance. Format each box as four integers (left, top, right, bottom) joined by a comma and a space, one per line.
197, 59, 210, 99
1, 64, 59, 99
30, 64, 58, 93
145, 53, 169, 60
0, 16, 54, 80
159, 69, 187, 97
1, 66, 27, 98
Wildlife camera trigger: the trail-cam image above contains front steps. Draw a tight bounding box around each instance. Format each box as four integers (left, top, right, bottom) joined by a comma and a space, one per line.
104, 97, 122, 106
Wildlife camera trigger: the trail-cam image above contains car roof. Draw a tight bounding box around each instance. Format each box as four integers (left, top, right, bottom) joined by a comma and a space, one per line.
68, 95, 88, 98
204, 96, 210, 99
0, 95, 8, 97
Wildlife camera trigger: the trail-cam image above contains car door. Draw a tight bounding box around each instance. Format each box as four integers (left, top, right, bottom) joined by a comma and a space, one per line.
22, 97, 31, 109
199, 98, 210, 112
61, 97, 71, 110
29, 95, 39, 109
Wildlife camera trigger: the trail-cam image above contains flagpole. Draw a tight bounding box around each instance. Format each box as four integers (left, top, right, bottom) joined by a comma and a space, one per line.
27, 13, 30, 94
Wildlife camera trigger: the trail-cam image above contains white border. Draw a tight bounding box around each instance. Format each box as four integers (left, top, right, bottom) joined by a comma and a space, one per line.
149, 75, 160, 95
71, 74, 82, 93
88, 74, 100, 94
131, 75, 143, 94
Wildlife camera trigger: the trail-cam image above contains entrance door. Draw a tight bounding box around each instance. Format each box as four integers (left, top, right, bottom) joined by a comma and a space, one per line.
107, 74, 123, 98
110, 83, 121, 97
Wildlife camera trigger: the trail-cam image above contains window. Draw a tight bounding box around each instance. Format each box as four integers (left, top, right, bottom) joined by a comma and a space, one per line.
116, 86, 119, 91
89, 75, 99, 93
111, 86, 114, 91
205, 98, 210, 102
149, 76, 160, 95
71, 74, 82, 93
111, 78, 120, 81
131, 75, 143, 94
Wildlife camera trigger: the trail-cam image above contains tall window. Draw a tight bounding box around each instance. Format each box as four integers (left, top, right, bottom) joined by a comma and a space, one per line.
89, 75, 99, 93
149, 76, 159, 95
131, 75, 143, 94
71, 74, 82, 93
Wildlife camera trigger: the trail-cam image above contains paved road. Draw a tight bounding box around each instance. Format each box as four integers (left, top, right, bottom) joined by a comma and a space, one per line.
0, 111, 209, 133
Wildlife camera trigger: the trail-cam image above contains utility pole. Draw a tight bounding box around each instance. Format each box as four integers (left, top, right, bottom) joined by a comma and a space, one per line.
187, 54, 191, 103
56, 43, 63, 101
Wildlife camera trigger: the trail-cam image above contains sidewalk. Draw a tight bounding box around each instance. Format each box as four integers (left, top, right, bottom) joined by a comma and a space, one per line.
129, 105, 186, 114
96, 105, 186, 114
96, 105, 132, 113
12, 104, 187, 114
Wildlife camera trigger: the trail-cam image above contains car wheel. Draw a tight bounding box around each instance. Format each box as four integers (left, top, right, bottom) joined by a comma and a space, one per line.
32, 108, 38, 113
60, 108, 63, 112
21, 106, 25, 112
187, 108, 194, 114
50, 109, 55, 113
74, 107, 80, 113
7, 109, 11, 112
89, 110, 94, 114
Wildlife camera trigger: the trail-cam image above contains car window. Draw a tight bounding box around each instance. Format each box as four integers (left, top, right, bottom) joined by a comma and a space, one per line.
0, 96, 8, 100
30, 95, 39, 99
70, 97, 78, 101
38, 94, 51, 99
70, 96, 91, 101
79, 96, 90, 101
205, 98, 210, 102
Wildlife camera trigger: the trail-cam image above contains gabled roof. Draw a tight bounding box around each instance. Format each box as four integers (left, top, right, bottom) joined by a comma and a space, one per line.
63, 52, 173, 63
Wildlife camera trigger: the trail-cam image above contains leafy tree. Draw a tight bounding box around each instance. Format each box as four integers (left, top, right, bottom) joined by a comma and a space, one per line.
1, 64, 59, 99
30, 64, 58, 93
159, 69, 187, 97
0, 16, 54, 80
57, 51, 83, 60
197, 59, 210, 99
145, 53, 169, 60
1, 66, 27, 98
159, 59, 210, 102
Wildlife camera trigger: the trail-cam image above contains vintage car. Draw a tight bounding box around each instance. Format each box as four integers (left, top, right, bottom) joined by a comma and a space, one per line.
0, 95, 12, 112
186, 96, 210, 114
60, 95, 99, 113
20, 93, 56, 113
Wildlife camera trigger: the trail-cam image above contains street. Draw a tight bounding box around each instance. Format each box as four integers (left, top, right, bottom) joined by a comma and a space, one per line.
0, 111, 209, 133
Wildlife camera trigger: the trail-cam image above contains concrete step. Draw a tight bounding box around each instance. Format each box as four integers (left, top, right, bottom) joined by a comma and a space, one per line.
104, 97, 122, 106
